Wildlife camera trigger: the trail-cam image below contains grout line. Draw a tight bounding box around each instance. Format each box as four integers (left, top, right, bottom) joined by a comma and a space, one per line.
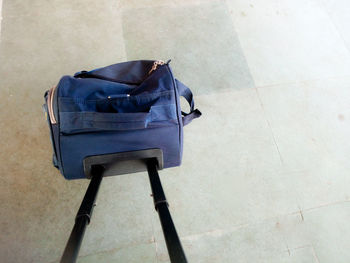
223, 0, 258, 90
280, 226, 292, 257
283, 244, 321, 257
255, 74, 350, 90
172, 214, 297, 243
303, 200, 350, 213
0, 0, 2, 43
117, 9, 128, 62
317, 0, 350, 55
146, 182, 160, 263
68, 236, 156, 261
255, 87, 284, 165
311, 245, 321, 263
119, 0, 216, 11
285, 243, 291, 256
298, 205, 304, 221
256, 81, 299, 89
289, 244, 313, 251
282, 200, 350, 219
171, 201, 350, 246
180, 222, 250, 242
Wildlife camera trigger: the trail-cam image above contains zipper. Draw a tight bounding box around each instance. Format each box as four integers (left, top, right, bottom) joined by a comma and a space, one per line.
48, 60, 167, 124
75, 72, 140, 85
47, 85, 58, 124
148, 60, 165, 75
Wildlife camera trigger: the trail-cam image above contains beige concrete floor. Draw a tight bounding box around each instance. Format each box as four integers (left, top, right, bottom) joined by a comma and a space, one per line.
1, 0, 350, 262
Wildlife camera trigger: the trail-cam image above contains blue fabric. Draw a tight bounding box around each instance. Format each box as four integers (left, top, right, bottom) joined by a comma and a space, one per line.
44, 60, 201, 179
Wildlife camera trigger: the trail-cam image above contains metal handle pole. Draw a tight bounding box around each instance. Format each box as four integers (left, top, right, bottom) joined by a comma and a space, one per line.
147, 159, 188, 263
60, 166, 104, 263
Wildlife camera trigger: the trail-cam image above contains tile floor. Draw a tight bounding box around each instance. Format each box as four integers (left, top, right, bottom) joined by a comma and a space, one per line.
0, 0, 349, 262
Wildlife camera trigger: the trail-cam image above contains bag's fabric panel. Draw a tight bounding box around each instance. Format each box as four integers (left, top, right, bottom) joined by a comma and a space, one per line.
60, 125, 181, 179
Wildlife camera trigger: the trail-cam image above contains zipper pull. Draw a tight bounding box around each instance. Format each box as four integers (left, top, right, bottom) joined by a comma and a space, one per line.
148, 60, 165, 75
107, 94, 130, 99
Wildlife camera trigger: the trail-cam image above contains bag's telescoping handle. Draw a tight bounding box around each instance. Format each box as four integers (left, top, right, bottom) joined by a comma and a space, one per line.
60, 159, 187, 263
147, 159, 188, 263
60, 166, 104, 263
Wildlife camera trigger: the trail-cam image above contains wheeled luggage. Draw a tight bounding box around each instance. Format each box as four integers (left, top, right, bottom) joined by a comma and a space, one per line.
43, 60, 201, 263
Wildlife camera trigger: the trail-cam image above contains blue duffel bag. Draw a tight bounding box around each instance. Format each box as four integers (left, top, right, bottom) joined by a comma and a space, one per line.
43, 60, 201, 179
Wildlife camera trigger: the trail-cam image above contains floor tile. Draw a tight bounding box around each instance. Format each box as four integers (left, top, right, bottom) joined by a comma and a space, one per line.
276, 202, 350, 263
78, 173, 156, 257
257, 77, 350, 173
256, 78, 350, 209
150, 89, 297, 242
0, 0, 2, 38
227, 0, 350, 86
304, 202, 350, 263
149, 211, 324, 263
156, 219, 296, 262
280, 164, 350, 210
2, 0, 118, 18
119, 0, 207, 9
274, 213, 310, 250
77, 242, 157, 263
122, 1, 255, 95
321, 0, 350, 50
287, 246, 319, 263
0, 1, 126, 94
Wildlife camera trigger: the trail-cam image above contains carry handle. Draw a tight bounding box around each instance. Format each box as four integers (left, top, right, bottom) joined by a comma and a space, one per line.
60, 111, 150, 134
60, 104, 177, 134
175, 79, 202, 126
